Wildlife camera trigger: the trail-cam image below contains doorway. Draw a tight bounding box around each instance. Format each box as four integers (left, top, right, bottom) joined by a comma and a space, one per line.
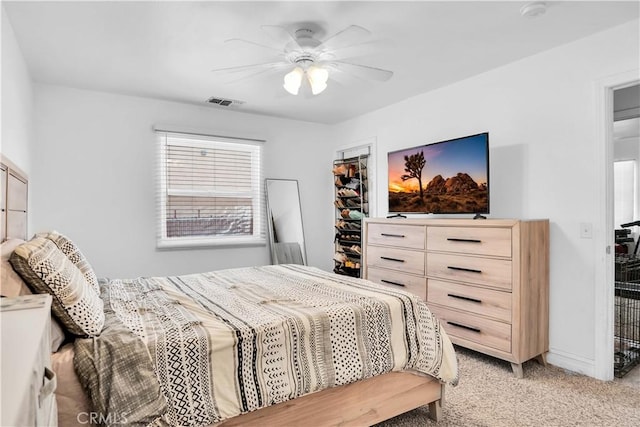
594, 71, 639, 382
612, 84, 640, 383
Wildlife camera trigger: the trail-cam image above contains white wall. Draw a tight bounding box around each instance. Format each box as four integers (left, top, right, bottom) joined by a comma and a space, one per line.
33, 85, 333, 278
1, 7, 34, 175
329, 20, 640, 375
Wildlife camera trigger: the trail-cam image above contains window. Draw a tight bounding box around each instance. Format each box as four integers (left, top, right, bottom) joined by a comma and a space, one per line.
156, 130, 265, 248
614, 159, 636, 228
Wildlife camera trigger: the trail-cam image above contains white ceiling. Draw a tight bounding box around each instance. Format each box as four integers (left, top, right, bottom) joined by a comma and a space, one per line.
4, 1, 639, 124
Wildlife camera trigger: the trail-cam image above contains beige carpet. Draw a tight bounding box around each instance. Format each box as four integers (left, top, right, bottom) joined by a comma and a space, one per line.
377, 347, 640, 427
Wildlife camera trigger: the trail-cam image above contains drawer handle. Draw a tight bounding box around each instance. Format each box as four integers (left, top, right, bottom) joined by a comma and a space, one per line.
447, 238, 481, 243
380, 256, 405, 263
381, 233, 405, 238
381, 279, 405, 287
39, 367, 57, 407
447, 321, 481, 333
447, 266, 482, 274
447, 293, 482, 304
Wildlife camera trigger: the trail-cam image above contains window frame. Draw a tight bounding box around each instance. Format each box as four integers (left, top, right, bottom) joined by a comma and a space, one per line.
156, 130, 266, 249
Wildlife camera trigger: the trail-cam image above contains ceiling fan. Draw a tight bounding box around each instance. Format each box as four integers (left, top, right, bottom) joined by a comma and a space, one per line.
212, 25, 393, 96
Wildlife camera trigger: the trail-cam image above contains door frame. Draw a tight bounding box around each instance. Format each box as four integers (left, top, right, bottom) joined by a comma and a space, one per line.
594, 69, 639, 381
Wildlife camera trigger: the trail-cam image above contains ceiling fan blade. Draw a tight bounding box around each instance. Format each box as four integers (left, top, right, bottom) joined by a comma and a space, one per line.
328, 61, 394, 82
327, 38, 395, 61
320, 25, 371, 51
261, 25, 301, 50
211, 61, 288, 74
224, 38, 283, 54
225, 64, 292, 84
212, 62, 292, 84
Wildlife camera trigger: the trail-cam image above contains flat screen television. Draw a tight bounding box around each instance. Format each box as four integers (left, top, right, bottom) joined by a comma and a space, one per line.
387, 132, 489, 215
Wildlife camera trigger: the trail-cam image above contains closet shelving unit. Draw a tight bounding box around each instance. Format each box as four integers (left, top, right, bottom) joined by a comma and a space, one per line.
333, 155, 368, 278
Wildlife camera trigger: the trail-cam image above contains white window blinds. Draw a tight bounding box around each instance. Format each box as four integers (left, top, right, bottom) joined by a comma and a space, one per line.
156, 130, 265, 248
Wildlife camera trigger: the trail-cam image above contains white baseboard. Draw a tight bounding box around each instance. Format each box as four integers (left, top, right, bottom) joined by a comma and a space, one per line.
546, 348, 596, 378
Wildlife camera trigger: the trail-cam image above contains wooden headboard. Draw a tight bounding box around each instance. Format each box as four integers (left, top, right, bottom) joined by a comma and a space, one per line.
0, 155, 28, 241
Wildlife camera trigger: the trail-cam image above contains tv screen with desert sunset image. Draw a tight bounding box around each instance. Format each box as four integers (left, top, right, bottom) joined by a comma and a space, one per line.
387, 133, 489, 214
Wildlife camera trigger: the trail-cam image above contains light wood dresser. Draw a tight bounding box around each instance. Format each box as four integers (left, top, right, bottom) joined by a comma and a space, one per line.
363, 218, 549, 378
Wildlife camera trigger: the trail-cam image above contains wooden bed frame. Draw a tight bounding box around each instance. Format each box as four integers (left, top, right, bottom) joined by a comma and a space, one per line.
1, 153, 445, 426
217, 372, 444, 426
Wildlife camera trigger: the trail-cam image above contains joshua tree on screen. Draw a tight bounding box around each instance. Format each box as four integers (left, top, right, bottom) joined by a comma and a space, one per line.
401, 151, 426, 201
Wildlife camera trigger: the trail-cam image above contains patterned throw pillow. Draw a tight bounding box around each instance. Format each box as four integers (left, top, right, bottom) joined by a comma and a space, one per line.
37, 231, 100, 295
10, 237, 104, 337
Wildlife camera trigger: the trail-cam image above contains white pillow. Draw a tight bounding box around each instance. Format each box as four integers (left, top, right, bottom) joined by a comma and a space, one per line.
37, 231, 100, 295
10, 237, 104, 337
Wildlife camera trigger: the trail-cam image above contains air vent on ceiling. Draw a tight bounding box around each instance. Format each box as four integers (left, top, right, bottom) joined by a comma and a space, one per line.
206, 96, 245, 107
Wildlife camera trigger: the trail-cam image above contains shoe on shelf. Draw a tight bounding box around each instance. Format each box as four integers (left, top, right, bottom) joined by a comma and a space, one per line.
337, 188, 356, 197
343, 221, 360, 230
335, 175, 347, 186
334, 199, 345, 208
333, 164, 347, 176
349, 210, 364, 220
341, 209, 351, 218
345, 179, 361, 190
333, 252, 347, 263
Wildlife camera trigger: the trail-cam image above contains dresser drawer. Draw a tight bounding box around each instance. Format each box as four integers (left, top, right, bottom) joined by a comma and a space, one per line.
367, 266, 427, 300
429, 305, 512, 353
427, 279, 511, 322
366, 246, 425, 276
367, 223, 425, 250
427, 252, 512, 290
427, 226, 511, 257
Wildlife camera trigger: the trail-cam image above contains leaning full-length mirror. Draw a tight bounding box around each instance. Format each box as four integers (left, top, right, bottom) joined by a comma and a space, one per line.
265, 179, 307, 265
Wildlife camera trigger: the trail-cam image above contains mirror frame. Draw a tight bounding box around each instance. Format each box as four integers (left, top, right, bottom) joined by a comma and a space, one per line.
265, 178, 308, 265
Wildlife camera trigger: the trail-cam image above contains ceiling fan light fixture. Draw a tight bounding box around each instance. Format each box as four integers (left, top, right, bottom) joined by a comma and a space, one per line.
283, 67, 304, 95
520, 2, 547, 18
215, 24, 394, 98
310, 80, 328, 95
307, 65, 329, 95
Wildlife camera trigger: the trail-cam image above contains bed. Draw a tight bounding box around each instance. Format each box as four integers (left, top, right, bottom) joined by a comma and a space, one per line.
0, 156, 458, 426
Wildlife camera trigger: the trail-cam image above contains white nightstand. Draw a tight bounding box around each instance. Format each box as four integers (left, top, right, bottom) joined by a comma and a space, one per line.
1, 294, 58, 426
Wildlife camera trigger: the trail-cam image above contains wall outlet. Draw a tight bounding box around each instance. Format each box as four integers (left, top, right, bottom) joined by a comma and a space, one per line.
580, 222, 593, 239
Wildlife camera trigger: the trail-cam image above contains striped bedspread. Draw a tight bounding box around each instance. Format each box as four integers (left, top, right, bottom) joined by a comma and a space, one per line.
74, 265, 458, 427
